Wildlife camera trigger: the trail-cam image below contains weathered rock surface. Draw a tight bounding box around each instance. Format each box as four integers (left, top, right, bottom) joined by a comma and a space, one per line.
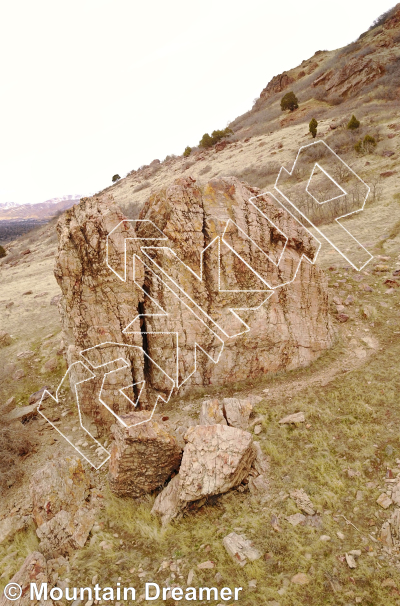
222, 398, 253, 429
313, 56, 385, 97
152, 424, 256, 523
199, 399, 226, 426
36, 507, 95, 558
222, 532, 262, 566
259, 73, 295, 102
55, 177, 334, 433
108, 411, 183, 497
290, 489, 315, 515
179, 424, 255, 502
30, 456, 90, 526
279, 411, 305, 424
0, 552, 53, 606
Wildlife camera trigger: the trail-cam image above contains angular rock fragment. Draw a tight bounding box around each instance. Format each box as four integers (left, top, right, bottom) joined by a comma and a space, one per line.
290, 489, 315, 515
380, 521, 393, 548
222, 398, 253, 430
0, 552, 52, 606
248, 475, 270, 503
286, 513, 306, 526
199, 399, 226, 426
30, 456, 90, 526
222, 532, 262, 566
179, 424, 255, 502
36, 507, 95, 558
252, 441, 270, 475
279, 412, 305, 424
377, 493, 393, 509
109, 411, 183, 497
151, 475, 183, 525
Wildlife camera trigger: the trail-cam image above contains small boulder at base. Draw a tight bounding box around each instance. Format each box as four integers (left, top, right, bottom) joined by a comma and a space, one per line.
108, 411, 184, 498
179, 424, 255, 502
222, 398, 253, 430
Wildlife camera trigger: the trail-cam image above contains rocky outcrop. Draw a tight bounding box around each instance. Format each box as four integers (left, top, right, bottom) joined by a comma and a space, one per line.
108, 411, 183, 497
55, 176, 334, 433
259, 73, 295, 102
313, 56, 385, 97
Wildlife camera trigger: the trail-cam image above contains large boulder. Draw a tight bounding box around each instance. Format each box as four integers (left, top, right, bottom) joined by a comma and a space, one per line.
30, 456, 90, 527
55, 177, 334, 432
108, 411, 183, 497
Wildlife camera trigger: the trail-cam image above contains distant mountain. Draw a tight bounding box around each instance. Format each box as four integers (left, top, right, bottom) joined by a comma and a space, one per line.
0, 195, 81, 221
0, 201, 20, 210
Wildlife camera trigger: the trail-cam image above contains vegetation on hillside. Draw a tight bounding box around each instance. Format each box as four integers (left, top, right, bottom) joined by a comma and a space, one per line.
280, 91, 299, 112
199, 127, 233, 149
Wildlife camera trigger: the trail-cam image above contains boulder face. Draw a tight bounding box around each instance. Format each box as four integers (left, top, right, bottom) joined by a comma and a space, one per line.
55, 176, 334, 431
108, 411, 184, 497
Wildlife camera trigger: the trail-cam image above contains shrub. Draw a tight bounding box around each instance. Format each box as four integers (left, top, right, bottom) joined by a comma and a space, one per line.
112, 174, 121, 182
0, 245, 6, 258
354, 134, 377, 154
280, 91, 299, 112
309, 118, 318, 138
199, 127, 233, 148
183, 146, 192, 157
347, 115, 360, 130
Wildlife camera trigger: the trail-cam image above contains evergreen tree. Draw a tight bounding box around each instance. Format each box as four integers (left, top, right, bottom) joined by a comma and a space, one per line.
309, 118, 318, 138
183, 146, 192, 157
112, 174, 121, 183
347, 115, 360, 130
280, 91, 299, 111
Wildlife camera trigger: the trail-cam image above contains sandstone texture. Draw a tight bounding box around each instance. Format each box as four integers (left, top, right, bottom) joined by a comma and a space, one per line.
30, 456, 90, 527
108, 411, 183, 497
55, 177, 334, 433
222, 398, 253, 430
36, 507, 95, 558
179, 424, 255, 501
199, 399, 227, 426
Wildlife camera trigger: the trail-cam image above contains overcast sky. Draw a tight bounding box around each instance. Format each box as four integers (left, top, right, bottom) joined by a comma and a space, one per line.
0, 0, 396, 205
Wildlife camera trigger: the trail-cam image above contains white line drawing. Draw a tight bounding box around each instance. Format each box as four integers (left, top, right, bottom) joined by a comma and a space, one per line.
37, 362, 110, 470
305, 163, 347, 205
274, 140, 373, 270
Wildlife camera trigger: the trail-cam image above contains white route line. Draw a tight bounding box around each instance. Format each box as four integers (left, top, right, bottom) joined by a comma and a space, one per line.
37, 362, 110, 470
274, 140, 373, 271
